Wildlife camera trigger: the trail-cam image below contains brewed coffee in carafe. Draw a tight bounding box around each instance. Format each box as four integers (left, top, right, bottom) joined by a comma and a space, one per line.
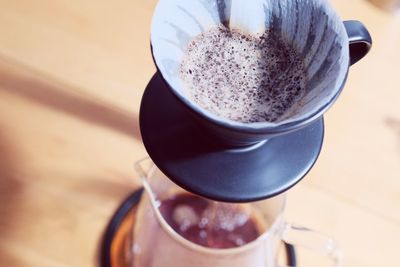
159, 193, 267, 248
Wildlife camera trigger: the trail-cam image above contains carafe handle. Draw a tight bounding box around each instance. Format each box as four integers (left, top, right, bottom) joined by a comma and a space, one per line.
281, 223, 342, 267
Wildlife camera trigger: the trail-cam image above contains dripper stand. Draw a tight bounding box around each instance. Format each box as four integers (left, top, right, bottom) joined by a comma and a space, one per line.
139, 73, 324, 203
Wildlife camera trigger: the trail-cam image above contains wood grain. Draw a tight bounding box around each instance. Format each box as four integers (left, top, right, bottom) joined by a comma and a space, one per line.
0, 0, 398, 266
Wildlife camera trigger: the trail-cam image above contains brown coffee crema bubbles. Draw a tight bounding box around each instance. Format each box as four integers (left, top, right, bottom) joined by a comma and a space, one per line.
180, 25, 307, 123
159, 193, 266, 249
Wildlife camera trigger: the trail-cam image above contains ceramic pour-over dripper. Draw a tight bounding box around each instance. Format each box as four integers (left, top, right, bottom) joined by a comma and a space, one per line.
150, 0, 371, 146
140, 0, 372, 202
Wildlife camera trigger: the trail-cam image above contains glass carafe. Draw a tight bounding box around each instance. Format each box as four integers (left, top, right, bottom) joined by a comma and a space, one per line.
132, 158, 341, 267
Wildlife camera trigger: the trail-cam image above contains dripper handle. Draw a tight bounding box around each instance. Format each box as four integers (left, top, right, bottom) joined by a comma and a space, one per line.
344, 20, 373, 66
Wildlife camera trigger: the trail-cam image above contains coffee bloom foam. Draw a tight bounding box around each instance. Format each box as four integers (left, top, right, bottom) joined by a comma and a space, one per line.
180, 26, 307, 123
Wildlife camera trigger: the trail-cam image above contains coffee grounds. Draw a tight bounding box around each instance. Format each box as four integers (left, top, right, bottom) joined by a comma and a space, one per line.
180, 25, 307, 123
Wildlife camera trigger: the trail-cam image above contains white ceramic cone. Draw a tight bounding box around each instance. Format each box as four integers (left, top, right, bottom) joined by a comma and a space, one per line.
229, 0, 266, 35
151, 0, 349, 127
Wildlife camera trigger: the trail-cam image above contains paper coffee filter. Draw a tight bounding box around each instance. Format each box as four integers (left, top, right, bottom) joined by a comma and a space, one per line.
151, 0, 349, 127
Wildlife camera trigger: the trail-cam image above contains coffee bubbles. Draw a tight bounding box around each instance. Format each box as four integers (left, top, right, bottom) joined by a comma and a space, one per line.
180, 25, 307, 123
160, 193, 264, 249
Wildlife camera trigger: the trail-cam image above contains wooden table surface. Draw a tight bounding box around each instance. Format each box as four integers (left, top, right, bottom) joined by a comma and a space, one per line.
0, 0, 399, 266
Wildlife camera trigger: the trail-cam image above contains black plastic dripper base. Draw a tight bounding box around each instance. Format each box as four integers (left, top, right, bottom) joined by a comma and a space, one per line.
140, 73, 324, 202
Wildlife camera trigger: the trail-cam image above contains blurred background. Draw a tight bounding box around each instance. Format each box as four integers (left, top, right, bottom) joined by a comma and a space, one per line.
0, 0, 398, 266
